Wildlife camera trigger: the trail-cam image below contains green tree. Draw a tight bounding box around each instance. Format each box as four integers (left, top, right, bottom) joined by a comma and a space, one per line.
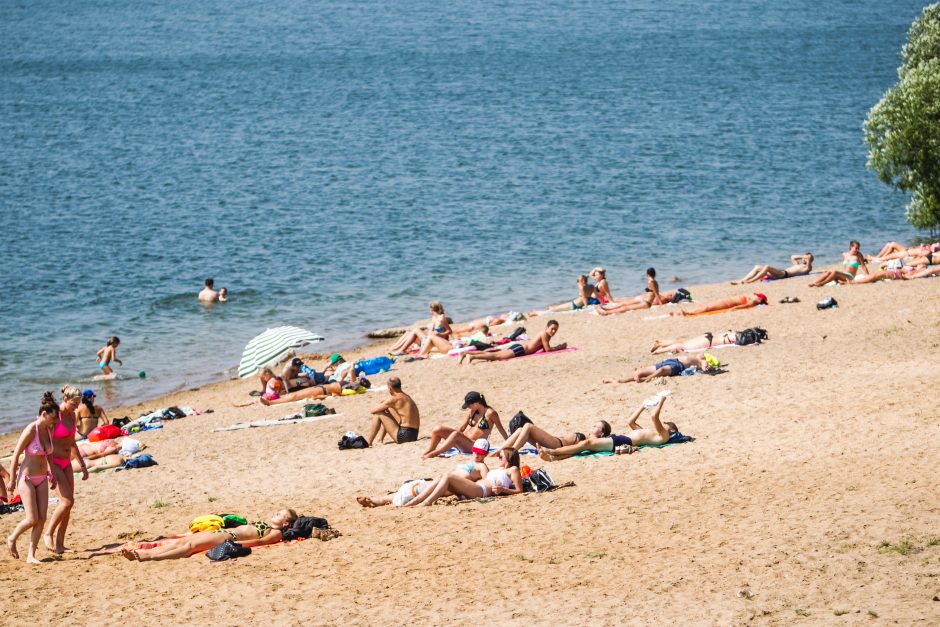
865, 4, 940, 232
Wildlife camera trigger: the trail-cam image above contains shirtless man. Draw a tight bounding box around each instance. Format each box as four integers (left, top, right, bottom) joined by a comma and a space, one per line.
603, 353, 714, 383
539, 396, 678, 460
458, 320, 567, 365
731, 252, 814, 284
198, 278, 218, 302
366, 377, 421, 445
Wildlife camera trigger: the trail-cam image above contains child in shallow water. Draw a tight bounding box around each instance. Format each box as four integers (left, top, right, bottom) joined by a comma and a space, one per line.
95, 337, 122, 376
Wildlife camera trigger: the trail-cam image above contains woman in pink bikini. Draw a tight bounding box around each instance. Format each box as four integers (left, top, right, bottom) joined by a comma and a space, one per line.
6, 392, 59, 563
46, 386, 88, 554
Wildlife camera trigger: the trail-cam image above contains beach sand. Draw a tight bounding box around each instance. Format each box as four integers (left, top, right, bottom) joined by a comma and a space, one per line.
1, 276, 938, 625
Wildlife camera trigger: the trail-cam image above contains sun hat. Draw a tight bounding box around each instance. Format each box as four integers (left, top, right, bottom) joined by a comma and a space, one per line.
462, 391, 484, 408
329, 353, 343, 364
471, 438, 490, 456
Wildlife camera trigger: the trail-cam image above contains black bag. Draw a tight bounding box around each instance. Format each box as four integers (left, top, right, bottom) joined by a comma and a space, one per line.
522, 468, 556, 493
507, 326, 526, 341
162, 406, 186, 420
281, 516, 330, 541
816, 297, 838, 310
672, 288, 692, 303
206, 540, 251, 561
111, 417, 130, 429
734, 327, 768, 346
338, 434, 369, 450
469, 340, 494, 351
508, 411, 532, 435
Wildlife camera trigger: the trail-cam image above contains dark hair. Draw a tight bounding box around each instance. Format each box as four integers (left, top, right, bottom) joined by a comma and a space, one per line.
665, 421, 678, 434
107, 336, 120, 346
281, 508, 299, 529
500, 448, 521, 468
480, 324, 489, 334
39, 391, 59, 416
388, 377, 402, 391
849, 240, 860, 248
81, 394, 95, 414
205, 278, 214, 288
646, 267, 656, 278
599, 420, 612, 437
546, 319, 559, 328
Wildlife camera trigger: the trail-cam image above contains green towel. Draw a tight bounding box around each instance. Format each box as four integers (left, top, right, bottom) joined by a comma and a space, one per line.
574, 441, 687, 458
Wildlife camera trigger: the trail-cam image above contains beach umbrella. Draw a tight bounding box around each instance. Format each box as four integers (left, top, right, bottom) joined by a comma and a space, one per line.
238, 326, 324, 379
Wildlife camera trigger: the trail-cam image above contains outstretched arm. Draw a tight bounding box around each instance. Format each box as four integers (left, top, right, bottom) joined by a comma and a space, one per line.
647, 396, 670, 440
626, 404, 645, 430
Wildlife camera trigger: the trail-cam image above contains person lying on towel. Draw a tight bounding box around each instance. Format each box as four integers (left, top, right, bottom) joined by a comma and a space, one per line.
539, 396, 684, 460
602, 353, 716, 384
458, 320, 567, 365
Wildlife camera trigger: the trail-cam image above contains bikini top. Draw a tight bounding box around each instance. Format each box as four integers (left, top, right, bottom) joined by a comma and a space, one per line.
26, 423, 51, 457
467, 410, 490, 431
53, 415, 77, 440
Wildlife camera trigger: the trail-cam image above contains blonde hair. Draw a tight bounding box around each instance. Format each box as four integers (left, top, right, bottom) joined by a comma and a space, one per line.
591, 267, 606, 278
61, 385, 82, 399
429, 301, 444, 314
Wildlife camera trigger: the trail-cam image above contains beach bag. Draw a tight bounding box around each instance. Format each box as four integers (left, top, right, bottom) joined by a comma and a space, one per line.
338, 433, 369, 450
508, 411, 532, 435
734, 327, 768, 346
206, 540, 251, 562
111, 417, 130, 429
281, 516, 331, 541
304, 403, 329, 418
88, 424, 126, 442
219, 514, 248, 528
122, 454, 157, 470
189, 514, 225, 533
522, 468, 556, 493
672, 288, 692, 303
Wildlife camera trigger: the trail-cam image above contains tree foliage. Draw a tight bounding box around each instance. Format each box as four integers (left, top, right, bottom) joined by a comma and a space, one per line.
865, 4, 940, 231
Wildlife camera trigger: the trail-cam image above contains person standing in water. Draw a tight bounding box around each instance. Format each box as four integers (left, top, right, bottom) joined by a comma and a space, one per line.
198, 278, 219, 302
95, 337, 122, 376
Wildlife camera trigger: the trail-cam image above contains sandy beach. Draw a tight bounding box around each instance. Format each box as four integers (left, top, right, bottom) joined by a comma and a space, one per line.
1, 273, 938, 625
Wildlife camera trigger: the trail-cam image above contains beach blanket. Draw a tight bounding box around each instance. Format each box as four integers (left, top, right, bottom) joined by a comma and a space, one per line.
213, 413, 342, 432
573, 437, 695, 458
451, 481, 576, 505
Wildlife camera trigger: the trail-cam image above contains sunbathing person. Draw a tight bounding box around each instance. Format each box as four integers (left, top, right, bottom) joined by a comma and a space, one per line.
405, 447, 523, 507
603, 354, 715, 383
389, 301, 453, 354
366, 377, 421, 445
731, 253, 814, 284
71, 454, 126, 473
77, 439, 123, 459
259, 376, 370, 405
358, 439, 491, 508
846, 269, 910, 284
908, 265, 940, 279
451, 312, 523, 335
528, 275, 598, 315
871, 240, 939, 261
669, 292, 766, 316
599, 269, 688, 315
590, 267, 614, 303
500, 415, 612, 453
539, 395, 677, 460
76, 390, 109, 439
120, 509, 298, 561
422, 392, 508, 459
649, 329, 767, 354
458, 320, 567, 365
808, 240, 869, 287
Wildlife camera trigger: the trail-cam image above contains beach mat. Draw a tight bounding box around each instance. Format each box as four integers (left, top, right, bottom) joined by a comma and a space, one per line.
213, 413, 342, 432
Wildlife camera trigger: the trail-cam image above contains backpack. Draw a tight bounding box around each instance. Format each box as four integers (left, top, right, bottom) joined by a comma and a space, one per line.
508, 411, 532, 435
338, 434, 369, 450
522, 468, 556, 493
672, 288, 692, 303
189, 514, 225, 533
111, 417, 130, 429
206, 540, 251, 562
281, 516, 330, 541
734, 327, 768, 346
304, 403, 329, 418
162, 406, 187, 420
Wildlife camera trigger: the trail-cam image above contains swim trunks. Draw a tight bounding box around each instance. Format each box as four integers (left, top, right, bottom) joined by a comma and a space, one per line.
587, 297, 600, 306
510, 344, 525, 358
654, 359, 684, 376
610, 435, 633, 450
98, 362, 108, 370
396, 426, 418, 443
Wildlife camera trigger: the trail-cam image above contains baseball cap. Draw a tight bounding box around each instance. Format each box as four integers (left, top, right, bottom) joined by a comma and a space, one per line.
462, 391, 483, 408
330, 353, 343, 364
471, 438, 490, 456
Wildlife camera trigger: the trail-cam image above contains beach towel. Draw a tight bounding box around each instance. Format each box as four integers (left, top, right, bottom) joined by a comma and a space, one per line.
574, 436, 695, 458
212, 413, 342, 432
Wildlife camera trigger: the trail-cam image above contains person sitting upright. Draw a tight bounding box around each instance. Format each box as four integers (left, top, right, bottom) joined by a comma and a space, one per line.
457, 320, 567, 365
366, 377, 421, 445
528, 274, 598, 316
730, 252, 814, 284
421, 392, 508, 459
539, 395, 679, 460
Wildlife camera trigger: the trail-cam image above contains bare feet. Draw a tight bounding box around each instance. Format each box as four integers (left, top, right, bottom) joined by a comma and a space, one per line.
536, 445, 557, 462
43, 534, 55, 552
120, 548, 140, 561
7, 535, 18, 559
26, 555, 41, 564
259, 397, 271, 406
601, 378, 616, 384
356, 496, 379, 508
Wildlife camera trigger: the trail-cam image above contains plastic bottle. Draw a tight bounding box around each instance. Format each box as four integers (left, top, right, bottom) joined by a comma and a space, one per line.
354, 355, 396, 376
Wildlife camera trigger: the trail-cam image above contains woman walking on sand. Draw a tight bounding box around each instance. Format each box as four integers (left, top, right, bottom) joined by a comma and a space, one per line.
6, 393, 59, 563
45, 386, 88, 554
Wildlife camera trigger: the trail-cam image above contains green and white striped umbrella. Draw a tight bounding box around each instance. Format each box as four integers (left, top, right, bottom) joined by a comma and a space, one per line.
238, 326, 324, 379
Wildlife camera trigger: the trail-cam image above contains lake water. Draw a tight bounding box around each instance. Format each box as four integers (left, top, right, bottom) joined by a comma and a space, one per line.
0, 0, 924, 430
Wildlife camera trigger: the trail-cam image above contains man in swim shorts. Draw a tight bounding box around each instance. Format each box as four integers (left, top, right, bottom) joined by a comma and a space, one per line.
539, 396, 680, 460
602, 353, 715, 384
458, 320, 567, 365
366, 377, 421, 445
198, 278, 219, 302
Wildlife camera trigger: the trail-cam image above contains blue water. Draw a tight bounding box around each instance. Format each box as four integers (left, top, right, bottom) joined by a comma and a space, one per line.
0, 0, 923, 430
